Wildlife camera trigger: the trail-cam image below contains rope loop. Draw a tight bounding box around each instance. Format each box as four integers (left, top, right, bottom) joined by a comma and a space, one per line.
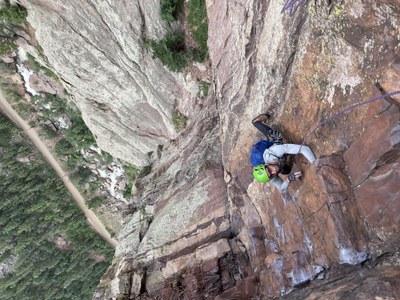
299, 90, 400, 151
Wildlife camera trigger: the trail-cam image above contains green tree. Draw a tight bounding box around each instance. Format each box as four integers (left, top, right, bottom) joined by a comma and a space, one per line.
160, 0, 183, 22
0, 114, 113, 299
87, 196, 107, 209
148, 33, 188, 72
71, 165, 92, 182
188, 0, 208, 57
0, 126, 11, 146
0, 2, 27, 25
54, 138, 74, 156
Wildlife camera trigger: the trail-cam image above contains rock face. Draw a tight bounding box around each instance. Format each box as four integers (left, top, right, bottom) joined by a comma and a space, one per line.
18, 0, 400, 299
20, 0, 198, 166
283, 252, 400, 300
344, 101, 400, 255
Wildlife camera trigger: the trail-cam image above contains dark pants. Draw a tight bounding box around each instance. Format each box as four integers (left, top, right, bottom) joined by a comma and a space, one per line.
252, 121, 283, 143
252, 121, 290, 173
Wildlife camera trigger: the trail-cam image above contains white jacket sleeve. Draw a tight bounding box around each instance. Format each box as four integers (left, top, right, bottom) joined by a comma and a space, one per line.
270, 176, 289, 191
281, 144, 316, 163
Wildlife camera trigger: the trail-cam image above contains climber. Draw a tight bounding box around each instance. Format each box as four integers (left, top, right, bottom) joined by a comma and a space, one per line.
251, 113, 316, 191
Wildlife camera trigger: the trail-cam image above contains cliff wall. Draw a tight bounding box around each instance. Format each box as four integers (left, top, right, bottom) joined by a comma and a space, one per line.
17, 0, 400, 298
19, 0, 199, 166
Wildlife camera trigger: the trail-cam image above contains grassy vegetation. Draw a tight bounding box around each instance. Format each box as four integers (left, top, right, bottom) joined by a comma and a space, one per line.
123, 165, 139, 198
34, 93, 96, 152
0, 1, 27, 25
160, 0, 184, 22
198, 78, 210, 98
172, 110, 187, 132
0, 113, 113, 300
26, 53, 59, 79
188, 0, 208, 55
0, 39, 15, 56
87, 195, 108, 209
0, 2, 27, 55
150, 0, 208, 71
148, 33, 189, 72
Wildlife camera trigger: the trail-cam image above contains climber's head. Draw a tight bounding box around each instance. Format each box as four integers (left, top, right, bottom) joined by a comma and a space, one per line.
253, 163, 281, 182
253, 164, 270, 182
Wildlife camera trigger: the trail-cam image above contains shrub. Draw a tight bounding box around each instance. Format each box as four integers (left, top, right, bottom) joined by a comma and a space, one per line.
0, 2, 27, 55
71, 165, 92, 182
64, 112, 96, 148
188, 0, 208, 55
138, 165, 152, 178
54, 138, 74, 156
172, 110, 187, 132
152, 0, 209, 70
189, 48, 207, 62
41, 125, 58, 139
148, 33, 189, 72
87, 196, 107, 209
15, 102, 33, 119
160, 0, 183, 22
125, 165, 139, 182
0, 127, 11, 146
26, 54, 58, 79
122, 165, 139, 199
66, 152, 80, 170
198, 79, 210, 98
0, 39, 15, 56
0, 2, 27, 25
123, 182, 133, 198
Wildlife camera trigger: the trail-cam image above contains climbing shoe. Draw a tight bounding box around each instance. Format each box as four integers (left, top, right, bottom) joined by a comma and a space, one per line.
252, 112, 272, 124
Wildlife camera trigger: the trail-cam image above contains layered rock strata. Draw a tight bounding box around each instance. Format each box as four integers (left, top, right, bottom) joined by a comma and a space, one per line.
94, 0, 400, 298
19, 0, 199, 166
15, 0, 400, 298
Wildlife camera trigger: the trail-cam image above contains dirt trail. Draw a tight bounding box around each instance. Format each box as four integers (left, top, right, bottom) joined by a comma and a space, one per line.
0, 90, 118, 248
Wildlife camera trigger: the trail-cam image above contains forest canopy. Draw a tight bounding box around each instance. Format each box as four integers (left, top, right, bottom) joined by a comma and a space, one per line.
0, 113, 113, 300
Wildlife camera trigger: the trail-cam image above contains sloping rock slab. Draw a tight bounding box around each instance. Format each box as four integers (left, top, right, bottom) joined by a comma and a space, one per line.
344, 100, 400, 253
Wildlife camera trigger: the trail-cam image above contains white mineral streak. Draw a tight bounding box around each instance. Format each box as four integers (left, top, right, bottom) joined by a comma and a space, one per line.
57, 116, 70, 129
338, 247, 367, 265
17, 47, 28, 61
16, 63, 39, 96
304, 234, 313, 252
273, 216, 286, 242
288, 268, 311, 286
98, 164, 126, 202
17, 48, 39, 96
325, 45, 362, 107
89, 145, 102, 155
288, 265, 324, 287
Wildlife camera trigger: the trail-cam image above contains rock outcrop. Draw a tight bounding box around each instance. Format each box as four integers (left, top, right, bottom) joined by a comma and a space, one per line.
19, 0, 200, 166
283, 252, 400, 300
17, 0, 400, 298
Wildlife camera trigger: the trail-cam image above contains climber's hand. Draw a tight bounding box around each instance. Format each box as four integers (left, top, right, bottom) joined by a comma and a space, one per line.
288, 171, 302, 182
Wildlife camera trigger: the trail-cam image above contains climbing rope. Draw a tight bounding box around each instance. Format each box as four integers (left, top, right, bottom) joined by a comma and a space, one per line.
281, 0, 307, 16
300, 89, 400, 148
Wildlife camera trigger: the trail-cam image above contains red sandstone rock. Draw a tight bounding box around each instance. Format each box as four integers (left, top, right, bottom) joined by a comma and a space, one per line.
94, 0, 400, 299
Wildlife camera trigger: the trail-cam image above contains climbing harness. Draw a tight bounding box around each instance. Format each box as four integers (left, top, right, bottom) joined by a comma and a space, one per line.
299, 89, 400, 150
